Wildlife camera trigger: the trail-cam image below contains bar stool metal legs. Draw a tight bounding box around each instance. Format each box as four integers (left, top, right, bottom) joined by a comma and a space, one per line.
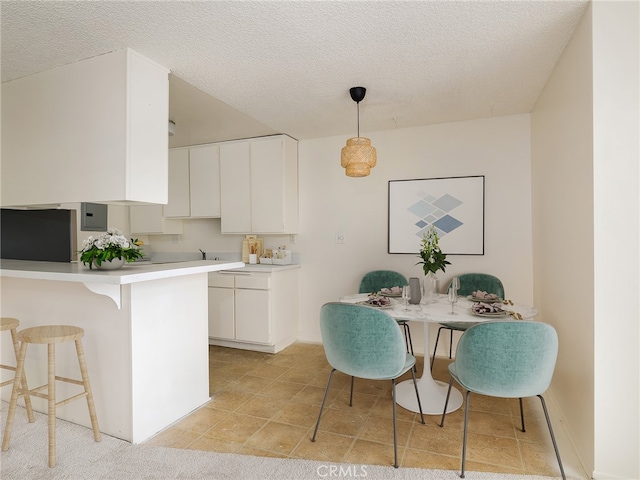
0, 317, 35, 422
1, 325, 101, 467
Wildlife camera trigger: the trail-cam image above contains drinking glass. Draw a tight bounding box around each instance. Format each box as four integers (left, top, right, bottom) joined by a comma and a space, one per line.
447, 285, 458, 315
402, 285, 410, 311
451, 276, 460, 292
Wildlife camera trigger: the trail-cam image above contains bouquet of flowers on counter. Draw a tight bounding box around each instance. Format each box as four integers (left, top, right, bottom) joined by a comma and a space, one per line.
78, 228, 144, 269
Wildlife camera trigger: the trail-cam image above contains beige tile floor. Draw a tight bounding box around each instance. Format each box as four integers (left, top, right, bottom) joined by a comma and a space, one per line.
145, 343, 572, 477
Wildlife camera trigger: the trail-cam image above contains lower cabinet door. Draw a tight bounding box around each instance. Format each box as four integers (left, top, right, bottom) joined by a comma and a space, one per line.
208, 287, 235, 340
235, 288, 270, 343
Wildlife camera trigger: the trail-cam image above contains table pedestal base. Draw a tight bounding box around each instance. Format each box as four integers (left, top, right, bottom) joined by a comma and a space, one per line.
396, 319, 462, 414
396, 376, 462, 415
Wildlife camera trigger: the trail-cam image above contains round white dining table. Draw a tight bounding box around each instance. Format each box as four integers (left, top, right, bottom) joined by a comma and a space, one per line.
338, 293, 538, 415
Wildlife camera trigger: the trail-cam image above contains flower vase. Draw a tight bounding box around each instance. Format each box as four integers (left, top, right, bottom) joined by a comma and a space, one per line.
422, 272, 440, 304
94, 257, 125, 270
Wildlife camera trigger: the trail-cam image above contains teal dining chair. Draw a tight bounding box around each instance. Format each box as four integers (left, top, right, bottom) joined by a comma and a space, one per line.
359, 270, 414, 358
431, 273, 505, 371
439, 321, 565, 480
311, 302, 424, 468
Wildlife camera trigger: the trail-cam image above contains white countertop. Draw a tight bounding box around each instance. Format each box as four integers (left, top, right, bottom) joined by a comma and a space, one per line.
220, 263, 301, 273
0, 259, 245, 285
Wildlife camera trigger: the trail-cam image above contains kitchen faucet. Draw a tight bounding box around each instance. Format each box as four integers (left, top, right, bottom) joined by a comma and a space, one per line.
199, 249, 206, 260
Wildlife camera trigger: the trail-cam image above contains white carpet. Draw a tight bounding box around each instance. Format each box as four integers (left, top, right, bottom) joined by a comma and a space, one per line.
1, 404, 562, 480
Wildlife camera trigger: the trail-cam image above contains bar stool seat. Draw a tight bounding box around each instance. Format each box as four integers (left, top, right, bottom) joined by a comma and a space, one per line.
1, 325, 101, 467
0, 317, 35, 422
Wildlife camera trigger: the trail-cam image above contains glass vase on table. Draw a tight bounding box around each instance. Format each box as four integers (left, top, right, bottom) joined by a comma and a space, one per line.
422, 272, 440, 304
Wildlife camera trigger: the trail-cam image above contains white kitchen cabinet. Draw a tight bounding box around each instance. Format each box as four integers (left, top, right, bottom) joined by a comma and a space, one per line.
207, 267, 299, 353
207, 276, 235, 339
164, 145, 221, 218
129, 205, 183, 235
219, 142, 251, 232
219, 135, 298, 234
188, 144, 221, 218
164, 148, 190, 217
1, 48, 169, 207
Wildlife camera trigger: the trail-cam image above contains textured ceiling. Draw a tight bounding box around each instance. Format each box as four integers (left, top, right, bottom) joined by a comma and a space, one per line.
1, 1, 589, 146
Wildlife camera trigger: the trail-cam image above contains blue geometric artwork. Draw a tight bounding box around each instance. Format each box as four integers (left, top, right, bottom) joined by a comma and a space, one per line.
408, 192, 464, 239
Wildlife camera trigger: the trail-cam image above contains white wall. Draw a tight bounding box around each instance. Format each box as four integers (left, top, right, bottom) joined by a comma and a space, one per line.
532, 2, 640, 478
531, 3, 595, 473
297, 114, 534, 353
591, 1, 639, 478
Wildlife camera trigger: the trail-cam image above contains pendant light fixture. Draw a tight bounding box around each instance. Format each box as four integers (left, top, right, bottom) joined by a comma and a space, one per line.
341, 86, 377, 177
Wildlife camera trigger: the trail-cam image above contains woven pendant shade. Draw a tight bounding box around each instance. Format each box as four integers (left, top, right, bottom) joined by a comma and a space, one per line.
341, 86, 376, 177
341, 137, 377, 177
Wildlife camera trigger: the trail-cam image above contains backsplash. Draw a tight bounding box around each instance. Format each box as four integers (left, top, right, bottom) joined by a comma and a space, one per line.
147, 250, 301, 264
138, 218, 300, 264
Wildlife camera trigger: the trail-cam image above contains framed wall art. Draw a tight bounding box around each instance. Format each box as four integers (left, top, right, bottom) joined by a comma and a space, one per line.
388, 175, 485, 255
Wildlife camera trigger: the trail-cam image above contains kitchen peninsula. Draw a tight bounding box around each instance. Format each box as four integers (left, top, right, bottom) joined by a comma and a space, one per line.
0, 259, 244, 443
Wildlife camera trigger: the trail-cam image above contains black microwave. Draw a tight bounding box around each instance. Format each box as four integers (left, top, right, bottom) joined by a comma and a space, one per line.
0, 208, 77, 262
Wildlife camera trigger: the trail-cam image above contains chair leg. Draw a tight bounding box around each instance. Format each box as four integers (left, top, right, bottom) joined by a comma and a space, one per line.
9, 328, 34, 423
75, 339, 101, 442
519, 397, 526, 432
2, 341, 28, 452
538, 395, 566, 480
440, 376, 454, 427
48, 343, 56, 467
402, 323, 416, 372
449, 328, 454, 359
391, 379, 399, 468
311, 369, 336, 442
431, 326, 445, 371
410, 368, 425, 424
460, 390, 472, 479
349, 376, 355, 406
403, 323, 414, 356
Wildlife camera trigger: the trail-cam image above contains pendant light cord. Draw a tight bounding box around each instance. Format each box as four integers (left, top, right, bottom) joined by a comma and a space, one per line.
357, 101, 360, 137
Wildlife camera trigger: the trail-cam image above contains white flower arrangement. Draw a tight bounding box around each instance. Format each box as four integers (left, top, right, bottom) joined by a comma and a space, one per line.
415, 225, 450, 275
78, 228, 143, 269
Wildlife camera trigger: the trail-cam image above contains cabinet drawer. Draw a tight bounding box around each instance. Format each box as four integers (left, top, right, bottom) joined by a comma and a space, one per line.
208, 272, 235, 288
235, 273, 270, 290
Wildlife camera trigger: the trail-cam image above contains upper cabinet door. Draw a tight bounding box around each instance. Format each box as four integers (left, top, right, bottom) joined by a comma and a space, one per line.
219, 135, 298, 234
250, 137, 286, 233
219, 141, 252, 233
164, 148, 190, 218
189, 144, 221, 218
251, 135, 299, 234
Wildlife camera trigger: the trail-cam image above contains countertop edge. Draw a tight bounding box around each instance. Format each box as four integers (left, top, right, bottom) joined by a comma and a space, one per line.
0, 260, 246, 285
222, 264, 301, 273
